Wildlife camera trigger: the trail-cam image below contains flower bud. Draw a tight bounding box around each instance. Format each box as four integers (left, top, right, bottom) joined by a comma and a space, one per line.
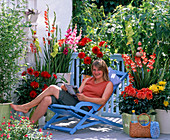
136, 52, 142, 57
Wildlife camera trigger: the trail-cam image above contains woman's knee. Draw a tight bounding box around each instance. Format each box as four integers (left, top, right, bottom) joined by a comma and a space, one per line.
42, 96, 52, 106
48, 85, 60, 93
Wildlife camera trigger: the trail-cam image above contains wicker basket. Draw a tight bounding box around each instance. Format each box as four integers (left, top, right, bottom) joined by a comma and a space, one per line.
129, 113, 151, 138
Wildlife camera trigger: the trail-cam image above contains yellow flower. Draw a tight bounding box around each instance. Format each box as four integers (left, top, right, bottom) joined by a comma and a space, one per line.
149, 84, 159, 94
158, 86, 165, 91
158, 81, 166, 86
163, 100, 169, 107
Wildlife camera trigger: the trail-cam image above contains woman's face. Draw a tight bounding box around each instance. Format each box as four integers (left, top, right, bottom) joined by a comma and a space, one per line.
92, 66, 103, 79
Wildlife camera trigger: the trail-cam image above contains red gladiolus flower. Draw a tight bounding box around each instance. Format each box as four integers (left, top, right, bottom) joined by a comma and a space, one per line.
33, 71, 39, 77
84, 56, 91, 64
92, 46, 100, 54
105, 45, 108, 48
99, 41, 106, 47
53, 74, 57, 79
39, 128, 42, 132
24, 134, 28, 137
27, 67, 34, 75
21, 71, 27, 76
58, 39, 65, 47
78, 52, 86, 59
138, 41, 142, 46
30, 81, 39, 89
29, 90, 37, 98
63, 47, 68, 55
97, 51, 103, 58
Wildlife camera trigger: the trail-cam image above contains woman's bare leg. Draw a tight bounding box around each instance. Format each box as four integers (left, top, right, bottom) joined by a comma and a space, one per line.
30, 96, 52, 124
11, 85, 60, 113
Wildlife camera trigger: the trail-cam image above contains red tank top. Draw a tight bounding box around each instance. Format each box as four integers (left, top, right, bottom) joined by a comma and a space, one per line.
82, 77, 109, 98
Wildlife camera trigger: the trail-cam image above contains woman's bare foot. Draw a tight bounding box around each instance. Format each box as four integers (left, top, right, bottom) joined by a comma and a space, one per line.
10, 104, 29, 113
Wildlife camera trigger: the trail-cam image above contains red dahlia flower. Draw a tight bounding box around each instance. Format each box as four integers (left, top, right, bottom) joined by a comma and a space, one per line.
33, 71, 39, 77
27, 67, 34, 75
97, 51, 103, 58
78, 52, 85, 59
30, 90, 37, 98
30, 81, 39, 89
53, 74, 57, 79
84, 56, 91, 64
21, 71, 27, 76
99, 41, 106, 47
92, 46, 100, 54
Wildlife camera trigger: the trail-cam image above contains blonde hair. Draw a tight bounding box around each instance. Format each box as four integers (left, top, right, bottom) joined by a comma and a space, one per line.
91, 59, 109, 81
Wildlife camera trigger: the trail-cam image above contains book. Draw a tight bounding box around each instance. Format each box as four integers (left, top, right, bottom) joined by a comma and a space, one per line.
64, 83, 79, 95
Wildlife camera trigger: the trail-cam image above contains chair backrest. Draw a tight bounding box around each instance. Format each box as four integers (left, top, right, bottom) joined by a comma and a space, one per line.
97, 69, 128, 111
99, 69, 128, 117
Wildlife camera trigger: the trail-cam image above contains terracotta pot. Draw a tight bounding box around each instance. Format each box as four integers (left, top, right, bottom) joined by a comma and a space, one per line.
82, 74, 91, 81
156, 109, 170, 134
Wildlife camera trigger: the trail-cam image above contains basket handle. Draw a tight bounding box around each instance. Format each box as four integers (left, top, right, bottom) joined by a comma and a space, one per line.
137, 113, 151, 127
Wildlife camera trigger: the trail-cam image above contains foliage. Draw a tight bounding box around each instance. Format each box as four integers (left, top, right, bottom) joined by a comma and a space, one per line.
122, 43, 168, 90
14, 67, 59, 105
73, 0, 106, 36
94, 0, 169, 68
0, 0, 29, 103
88, 0, 142, 15
150, 81, 170, 111
77, 37, 112, 75
73, 0, 142, 35
0, 113, 52, 139
119, 84, 154, 115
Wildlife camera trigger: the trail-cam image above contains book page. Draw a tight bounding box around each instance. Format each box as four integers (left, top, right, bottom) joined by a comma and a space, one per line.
64, 83, 78, 95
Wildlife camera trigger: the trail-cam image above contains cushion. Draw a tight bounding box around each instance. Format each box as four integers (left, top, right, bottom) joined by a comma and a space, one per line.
108, 67, 121, 86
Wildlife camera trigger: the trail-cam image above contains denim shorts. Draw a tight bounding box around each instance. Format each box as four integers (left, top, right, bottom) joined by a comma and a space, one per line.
51, 90, 89, 112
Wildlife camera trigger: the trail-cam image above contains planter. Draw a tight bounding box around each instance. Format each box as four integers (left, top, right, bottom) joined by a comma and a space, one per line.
0, 103, 12, 123
46, 109, 55, 122
122, 113, 155, 135
29, 13, 39, 23
155, 109, 170, 134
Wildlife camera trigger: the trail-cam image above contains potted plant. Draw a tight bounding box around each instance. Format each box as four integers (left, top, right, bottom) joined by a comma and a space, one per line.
77, 37, 113, 79
14, 67, 59, 123
41, 6, 82, 84
119, 42, 167, 134
0, 0, 29, 123
150, 81, 170, 134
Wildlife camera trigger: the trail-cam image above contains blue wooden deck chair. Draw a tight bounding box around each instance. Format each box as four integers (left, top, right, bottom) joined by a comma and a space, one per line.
43, 69, 128, 134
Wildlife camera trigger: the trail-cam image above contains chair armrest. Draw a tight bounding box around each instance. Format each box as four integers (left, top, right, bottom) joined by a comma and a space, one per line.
75, 101, 101, 111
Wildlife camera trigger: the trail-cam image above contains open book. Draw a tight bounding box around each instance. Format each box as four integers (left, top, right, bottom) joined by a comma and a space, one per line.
64, 83, 79, 95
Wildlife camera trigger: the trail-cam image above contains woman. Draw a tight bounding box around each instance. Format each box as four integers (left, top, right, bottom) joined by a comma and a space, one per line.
11, 59, 113, 124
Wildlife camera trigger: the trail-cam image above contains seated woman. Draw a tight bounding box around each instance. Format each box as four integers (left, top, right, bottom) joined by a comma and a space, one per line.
11, 59, 113, 124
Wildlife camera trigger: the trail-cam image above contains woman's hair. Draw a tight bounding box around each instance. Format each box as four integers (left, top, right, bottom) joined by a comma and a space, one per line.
91, 59, 109, 81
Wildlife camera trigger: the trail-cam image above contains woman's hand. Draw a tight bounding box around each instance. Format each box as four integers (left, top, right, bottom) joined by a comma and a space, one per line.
76, 93, 86, 101
61, 84, 67, 91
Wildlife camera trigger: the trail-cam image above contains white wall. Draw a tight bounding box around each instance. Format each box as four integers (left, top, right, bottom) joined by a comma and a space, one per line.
36, 0, 72, 45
